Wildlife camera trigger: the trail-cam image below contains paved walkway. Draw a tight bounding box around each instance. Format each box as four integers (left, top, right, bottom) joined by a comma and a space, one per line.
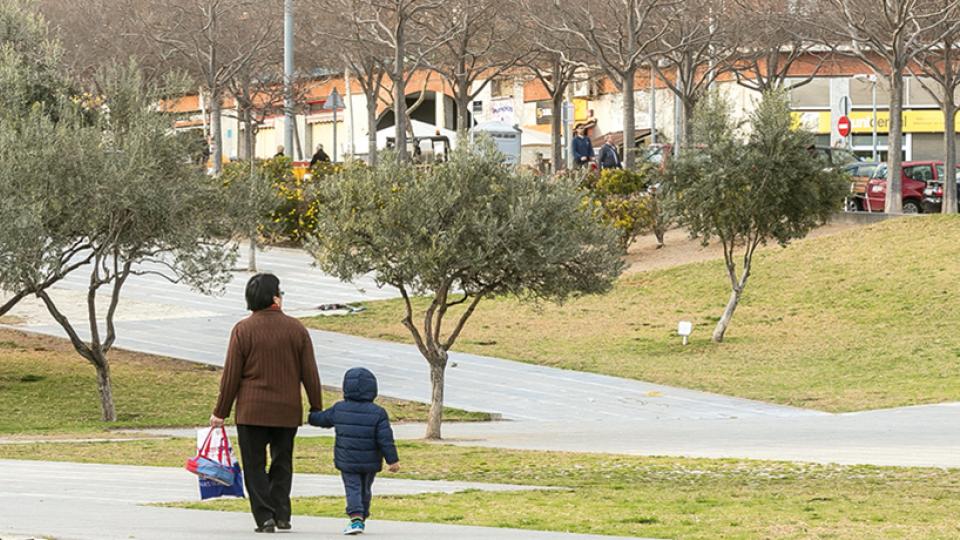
0, 460, 648, 540
4, 245, 959, 468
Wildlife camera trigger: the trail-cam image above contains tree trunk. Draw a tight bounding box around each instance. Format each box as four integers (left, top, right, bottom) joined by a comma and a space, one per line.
394, 76, 408, 161
367, 90, 379, 166
623, 70, 637, 170
393, 23, 408, 162
944, 99, 958, 214
712, 287, 741, 343
456, 83, 471, 142
683, 95, 697, 150
552, 91, 564, 173
886, 72, 904, 214
210, 91, 224, 176
651, 189, 666, 248
424, 360, 446, 440
93, 356, 117, 422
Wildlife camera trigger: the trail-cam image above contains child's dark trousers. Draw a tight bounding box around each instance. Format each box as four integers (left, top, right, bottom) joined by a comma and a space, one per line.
341, 471, 376, 518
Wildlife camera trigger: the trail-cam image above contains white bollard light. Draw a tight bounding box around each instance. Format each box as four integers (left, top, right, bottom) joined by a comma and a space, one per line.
677, 321, 693, 346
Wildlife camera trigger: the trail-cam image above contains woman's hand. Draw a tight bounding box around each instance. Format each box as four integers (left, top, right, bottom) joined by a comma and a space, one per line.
210, 415, 225, 427
388, 462, 400, 473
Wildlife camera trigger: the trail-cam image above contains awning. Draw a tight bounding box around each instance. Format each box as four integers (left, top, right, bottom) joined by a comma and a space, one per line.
591, 129, 654, 148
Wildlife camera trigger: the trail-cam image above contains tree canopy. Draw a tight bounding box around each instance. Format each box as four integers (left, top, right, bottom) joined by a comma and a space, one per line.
308, 142, 624, 438
663, 90, 847, 342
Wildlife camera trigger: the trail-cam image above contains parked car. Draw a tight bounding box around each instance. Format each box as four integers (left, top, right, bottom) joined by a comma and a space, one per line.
922, 168, 960, 213
809, 145, 862, 168
843, 161, 881, 211
864, 161, 958, 213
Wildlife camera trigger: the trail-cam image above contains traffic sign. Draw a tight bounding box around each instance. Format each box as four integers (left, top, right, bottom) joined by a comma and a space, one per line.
837, 115, 851, 137
323, 88, 344, 110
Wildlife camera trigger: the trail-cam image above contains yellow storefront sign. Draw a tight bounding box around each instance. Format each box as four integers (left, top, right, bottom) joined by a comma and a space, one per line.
792, 110, 955, 134
573, 98, 590, 122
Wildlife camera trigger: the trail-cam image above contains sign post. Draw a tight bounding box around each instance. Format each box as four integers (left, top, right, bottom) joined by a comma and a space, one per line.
323, 88, 345, 162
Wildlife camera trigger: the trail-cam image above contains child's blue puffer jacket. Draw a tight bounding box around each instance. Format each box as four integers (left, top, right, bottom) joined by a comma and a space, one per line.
309, 367, 399, 473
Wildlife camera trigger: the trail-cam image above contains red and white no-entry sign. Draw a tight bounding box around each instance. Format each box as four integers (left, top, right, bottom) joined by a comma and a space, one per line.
837, 115, 851, 137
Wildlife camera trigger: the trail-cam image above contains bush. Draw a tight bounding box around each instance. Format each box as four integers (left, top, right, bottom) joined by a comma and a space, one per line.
219, 157, 348, 245
589, 166, 662, 250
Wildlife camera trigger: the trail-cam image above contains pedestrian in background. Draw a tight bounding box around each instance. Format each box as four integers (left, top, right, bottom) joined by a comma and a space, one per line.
598, 134, 622, 170
310, 144, 330, 167
572, 128, 594, 168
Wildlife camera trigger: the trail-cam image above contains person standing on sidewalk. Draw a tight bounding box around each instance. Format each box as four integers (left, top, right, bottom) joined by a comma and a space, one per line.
572, 128, 594, 168
598, 134, 622, 170
211, 273, 324, 533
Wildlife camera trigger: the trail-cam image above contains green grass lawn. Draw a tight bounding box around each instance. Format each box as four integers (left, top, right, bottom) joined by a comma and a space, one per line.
2, 437, 958, 539
305, 215, 960, 412
0, 330, 489, 435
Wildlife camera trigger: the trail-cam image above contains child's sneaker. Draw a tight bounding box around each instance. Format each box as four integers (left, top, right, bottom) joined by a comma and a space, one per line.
343, 519, 365, 535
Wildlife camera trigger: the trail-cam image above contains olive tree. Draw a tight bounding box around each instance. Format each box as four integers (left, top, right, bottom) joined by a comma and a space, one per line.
308, 143, 624, 439
663, 91, 847, 343
0, 63, 237, 421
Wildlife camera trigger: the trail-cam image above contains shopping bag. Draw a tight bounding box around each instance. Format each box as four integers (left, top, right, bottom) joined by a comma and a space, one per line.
186, 427, 245, 500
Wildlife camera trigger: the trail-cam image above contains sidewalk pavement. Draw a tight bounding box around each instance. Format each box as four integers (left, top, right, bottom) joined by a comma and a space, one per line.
0, 460, 652, 540
129, 400, 960, 468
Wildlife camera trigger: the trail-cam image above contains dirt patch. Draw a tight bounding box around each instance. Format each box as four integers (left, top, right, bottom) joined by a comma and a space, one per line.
624, 221, 867, 274
0, 288, 218, 327
0, 328, 217, 373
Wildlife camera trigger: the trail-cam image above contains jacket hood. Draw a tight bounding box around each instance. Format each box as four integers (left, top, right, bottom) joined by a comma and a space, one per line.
342, 367, 378, 402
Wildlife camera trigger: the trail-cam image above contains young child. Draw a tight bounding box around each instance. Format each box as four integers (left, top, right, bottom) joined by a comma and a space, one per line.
309, 367, 400, 535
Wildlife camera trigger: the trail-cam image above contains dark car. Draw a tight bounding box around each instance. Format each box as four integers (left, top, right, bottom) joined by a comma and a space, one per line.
922, 168, 960, 213
843, 161, 881, 211
809, 145, 862, 168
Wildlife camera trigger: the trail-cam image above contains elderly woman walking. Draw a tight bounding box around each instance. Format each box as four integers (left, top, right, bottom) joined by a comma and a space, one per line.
210, 273, 324, 533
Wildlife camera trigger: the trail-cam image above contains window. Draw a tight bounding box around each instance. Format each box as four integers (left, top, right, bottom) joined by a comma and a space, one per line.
789, 78, 830, 108
903, 165, 933, 182
850, 77, 890, 109
908, 77, 940, 107
490, 78, 513, 98
855, 164, 879, 177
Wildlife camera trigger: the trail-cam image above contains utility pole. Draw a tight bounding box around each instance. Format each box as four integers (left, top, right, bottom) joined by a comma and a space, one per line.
649, 63, 657, 145
283, 0, 295, 158
345, 67, 355, 158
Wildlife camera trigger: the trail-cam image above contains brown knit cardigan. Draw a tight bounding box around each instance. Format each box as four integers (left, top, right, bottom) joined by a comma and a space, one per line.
213, 308, 323, 428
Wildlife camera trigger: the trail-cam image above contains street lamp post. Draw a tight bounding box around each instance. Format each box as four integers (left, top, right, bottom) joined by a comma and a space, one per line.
872, 78, 878, 161
283, 0, 294, 159
854, 73, 879, 161
649, 63, 657, 146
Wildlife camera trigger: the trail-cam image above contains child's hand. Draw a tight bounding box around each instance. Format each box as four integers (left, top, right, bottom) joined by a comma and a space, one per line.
388, 462, 400, 473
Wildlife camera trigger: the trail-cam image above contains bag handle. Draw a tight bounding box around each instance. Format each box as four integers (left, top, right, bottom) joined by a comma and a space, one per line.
197, 427, 216, 459
216, 426, 234, 464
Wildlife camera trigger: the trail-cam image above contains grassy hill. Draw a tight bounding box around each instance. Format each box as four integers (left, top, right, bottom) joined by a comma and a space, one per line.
305, 215, 960, 412
0, 330, 489, 435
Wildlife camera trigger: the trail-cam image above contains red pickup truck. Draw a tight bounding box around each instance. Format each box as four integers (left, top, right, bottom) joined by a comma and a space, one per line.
864, 161, 958, 213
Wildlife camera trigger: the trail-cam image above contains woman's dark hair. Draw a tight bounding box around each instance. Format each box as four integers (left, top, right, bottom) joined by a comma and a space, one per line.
245, 273, 281, 311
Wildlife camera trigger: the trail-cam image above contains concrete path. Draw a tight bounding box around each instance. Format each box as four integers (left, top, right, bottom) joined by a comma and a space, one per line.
132, 400, 960, 468
0, 460, 648, 540
0, 460, 548, 503
4, 245, 959, 468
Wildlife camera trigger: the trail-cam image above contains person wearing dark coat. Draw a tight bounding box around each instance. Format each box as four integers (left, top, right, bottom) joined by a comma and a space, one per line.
309, 368, 400, 535
571, 129, 594, 167
598, 134, 622, 170
310, 144, 330, 167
